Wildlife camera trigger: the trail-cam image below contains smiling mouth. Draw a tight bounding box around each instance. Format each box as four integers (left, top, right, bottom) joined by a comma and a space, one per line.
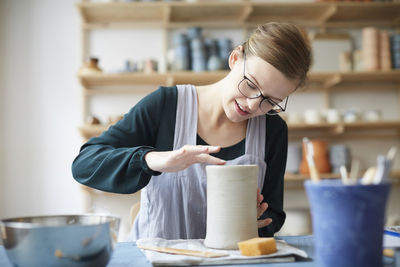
235, 100, 249, 115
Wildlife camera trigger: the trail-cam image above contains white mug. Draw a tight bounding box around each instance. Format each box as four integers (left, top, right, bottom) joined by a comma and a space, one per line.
304, 109, 322, 124
326, 109, 341, 124
363, 109, 382, 122
343, 109, 360, 123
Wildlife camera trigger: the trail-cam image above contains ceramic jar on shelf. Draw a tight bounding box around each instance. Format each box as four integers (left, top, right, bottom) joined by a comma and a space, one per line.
172, 33, 190, 71
329, 144, 351, 174
363, 109, 382, 122
300, 139, 331, 175
325, 109, 342, 124
343, 109, 360, 123
304, 109, 322, 124
189, 27, 207, 72
218, 38, 232, 70
206, 39, 223, 71
80, 57, 102, 74
391, 34, 400, 69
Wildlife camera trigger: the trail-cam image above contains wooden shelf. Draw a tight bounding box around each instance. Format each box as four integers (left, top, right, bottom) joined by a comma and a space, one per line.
78, 71, 228, 91
78, 72, 168, 87
285, 171, 400, 182
288, 121, 400, 130
288, 121, 400, 139
77, 2, 400, 29
78, 70, 400, 92
310, 71, 400, 83
285, 173, 339, 181
307, 70, 400, 90
77, 2, 166, 28
171, 71, 227, 85
79, 121, 400, 140
248, 2, 400, 28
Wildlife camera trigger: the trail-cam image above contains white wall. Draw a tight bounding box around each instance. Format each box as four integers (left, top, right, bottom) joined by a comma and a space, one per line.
1, 0, 84, 219
0, 0, 6, 217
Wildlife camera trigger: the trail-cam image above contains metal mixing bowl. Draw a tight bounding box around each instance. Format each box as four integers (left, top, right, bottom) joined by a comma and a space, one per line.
0, 214, 120, 267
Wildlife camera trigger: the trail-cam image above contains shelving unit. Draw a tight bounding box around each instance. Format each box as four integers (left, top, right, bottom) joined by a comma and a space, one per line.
75, 3, 400, 238
76, 1, 400, 183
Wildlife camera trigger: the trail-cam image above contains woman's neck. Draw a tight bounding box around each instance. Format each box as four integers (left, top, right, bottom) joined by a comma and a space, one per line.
196, 78, 247, 147
196, 79, 228, 127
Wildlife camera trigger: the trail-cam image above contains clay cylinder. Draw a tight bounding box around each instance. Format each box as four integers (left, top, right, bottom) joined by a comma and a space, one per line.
204, 165, 258, 250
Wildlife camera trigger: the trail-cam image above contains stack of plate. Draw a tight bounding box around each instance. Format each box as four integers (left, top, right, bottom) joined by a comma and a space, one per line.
362, 27, 380, 71
380, 31, 392, 70
391, 34, 400, 69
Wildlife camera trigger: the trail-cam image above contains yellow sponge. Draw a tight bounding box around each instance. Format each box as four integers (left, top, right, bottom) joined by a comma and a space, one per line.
237, 237, 277, 256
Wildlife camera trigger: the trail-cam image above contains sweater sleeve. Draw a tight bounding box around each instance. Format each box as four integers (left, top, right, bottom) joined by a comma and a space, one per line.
258, 115, 288, 237
71, 86, 173, 194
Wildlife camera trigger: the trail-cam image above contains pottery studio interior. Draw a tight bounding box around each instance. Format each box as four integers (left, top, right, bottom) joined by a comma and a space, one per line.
1, 0, 400, 266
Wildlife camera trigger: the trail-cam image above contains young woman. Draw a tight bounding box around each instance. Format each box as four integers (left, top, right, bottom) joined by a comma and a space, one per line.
72, 22, 311, 241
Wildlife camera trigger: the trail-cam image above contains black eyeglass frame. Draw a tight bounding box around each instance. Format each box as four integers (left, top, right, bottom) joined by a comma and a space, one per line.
238, 52, 289, 115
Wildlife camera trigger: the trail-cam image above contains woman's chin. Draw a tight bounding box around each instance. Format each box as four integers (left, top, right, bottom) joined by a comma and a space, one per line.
226, 111, 248, 123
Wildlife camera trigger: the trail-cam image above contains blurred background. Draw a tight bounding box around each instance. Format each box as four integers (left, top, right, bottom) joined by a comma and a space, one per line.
1, 0, 399, 241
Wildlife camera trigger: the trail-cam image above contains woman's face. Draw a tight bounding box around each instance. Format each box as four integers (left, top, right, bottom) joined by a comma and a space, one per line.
223, 52, 298, 123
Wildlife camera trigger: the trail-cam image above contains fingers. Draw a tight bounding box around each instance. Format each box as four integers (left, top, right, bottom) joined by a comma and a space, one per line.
194, 153, 226, 165
257, 218, 272, 229
147, 145, 225, 173
257, 202, 268, 218
257, 189, 264, 206
177, 145, 221, 157
256, 194, 271, 229
174, 145, 225, 165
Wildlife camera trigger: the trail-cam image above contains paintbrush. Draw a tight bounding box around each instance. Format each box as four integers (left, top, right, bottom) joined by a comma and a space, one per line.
303, 137, 320, 183
361, 167, 377, 185
340, 165, 350, 185
373, 146, 397, 184
349, 159, 360, 184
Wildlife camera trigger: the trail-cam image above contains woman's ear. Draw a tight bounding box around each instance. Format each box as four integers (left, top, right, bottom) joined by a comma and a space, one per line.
228, 45, 244, 70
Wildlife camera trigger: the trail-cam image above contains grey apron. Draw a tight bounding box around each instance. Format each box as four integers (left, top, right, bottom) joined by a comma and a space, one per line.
130, 84, 267, 241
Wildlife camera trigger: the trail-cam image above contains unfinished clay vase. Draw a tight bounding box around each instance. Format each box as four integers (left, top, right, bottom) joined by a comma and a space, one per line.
204, 165, 258, 250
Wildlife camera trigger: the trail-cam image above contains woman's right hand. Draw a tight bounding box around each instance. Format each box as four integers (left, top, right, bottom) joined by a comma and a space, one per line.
144, 145, 226, 173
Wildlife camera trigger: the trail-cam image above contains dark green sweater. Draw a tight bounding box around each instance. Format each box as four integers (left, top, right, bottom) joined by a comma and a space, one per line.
72, 86, 288, 237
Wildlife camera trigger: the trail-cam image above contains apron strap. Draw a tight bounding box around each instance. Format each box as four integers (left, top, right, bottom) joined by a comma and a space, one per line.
174, 85, 198, 149
245, 115, 266, 160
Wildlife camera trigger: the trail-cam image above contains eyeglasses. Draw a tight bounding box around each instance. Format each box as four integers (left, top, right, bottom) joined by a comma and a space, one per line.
238, 52, 289, 115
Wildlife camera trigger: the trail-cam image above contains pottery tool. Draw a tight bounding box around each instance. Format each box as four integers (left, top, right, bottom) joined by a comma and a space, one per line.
136, 244, 228, 258
340, 165, 350, 185
387, 146, 397, 162
303, 137, 320, 183
373, 155, 389, 184
373, 146, 397, 184
361, 167, 377, 185
349, 159, 360, 184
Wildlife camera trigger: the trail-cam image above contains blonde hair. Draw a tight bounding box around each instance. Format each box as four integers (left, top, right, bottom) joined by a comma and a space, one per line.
243, 22, 312, 88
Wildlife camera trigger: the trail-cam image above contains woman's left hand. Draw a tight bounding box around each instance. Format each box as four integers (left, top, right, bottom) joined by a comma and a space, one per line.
257, 188, 272, 228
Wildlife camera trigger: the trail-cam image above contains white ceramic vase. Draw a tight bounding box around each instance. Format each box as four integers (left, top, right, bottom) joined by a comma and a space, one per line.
204, 165, 259, 250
